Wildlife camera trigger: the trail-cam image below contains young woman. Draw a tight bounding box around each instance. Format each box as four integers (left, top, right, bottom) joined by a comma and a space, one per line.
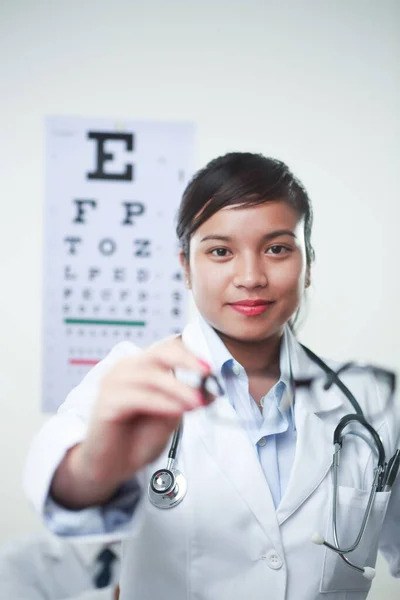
24, 153, 400, 600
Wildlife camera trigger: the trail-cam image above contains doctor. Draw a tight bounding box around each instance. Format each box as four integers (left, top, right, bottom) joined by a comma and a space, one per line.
24, 152, 400, 600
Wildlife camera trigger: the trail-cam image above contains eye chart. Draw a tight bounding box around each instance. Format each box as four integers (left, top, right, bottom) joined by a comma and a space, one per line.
43, 116, 194, 412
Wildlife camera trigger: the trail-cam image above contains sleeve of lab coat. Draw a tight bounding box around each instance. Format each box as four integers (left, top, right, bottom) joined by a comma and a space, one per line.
0, 537, 111, 600
0, 569, 115, 600
0, 556, 115, 600
22, 341, 146, 541
0, 546, 45, 600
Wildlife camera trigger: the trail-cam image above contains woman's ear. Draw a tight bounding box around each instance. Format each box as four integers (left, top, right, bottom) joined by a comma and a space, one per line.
305, 266, 311, 289
178, 250, 191, 289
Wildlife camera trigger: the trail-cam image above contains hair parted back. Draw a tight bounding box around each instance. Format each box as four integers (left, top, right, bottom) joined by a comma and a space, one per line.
176, 152, 315, 268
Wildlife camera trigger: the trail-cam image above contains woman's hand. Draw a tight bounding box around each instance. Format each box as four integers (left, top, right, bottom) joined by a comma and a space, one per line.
51, 336, 210, 509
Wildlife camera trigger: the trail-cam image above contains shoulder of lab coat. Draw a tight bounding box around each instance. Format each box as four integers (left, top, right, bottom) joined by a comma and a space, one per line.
0, 532, 117, 600
23, 341, 144, 542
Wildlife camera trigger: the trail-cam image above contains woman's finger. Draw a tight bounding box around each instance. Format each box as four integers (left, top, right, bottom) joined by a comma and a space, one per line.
98, 388, 195, 422
128, 367, 204, 409
148, 336, 211, 375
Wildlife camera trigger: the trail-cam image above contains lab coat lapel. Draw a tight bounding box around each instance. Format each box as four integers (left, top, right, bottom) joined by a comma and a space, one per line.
199, 394, 284, 552
182, 319, 283, 553
276, 397, 334, 524
277, 331, 343, 525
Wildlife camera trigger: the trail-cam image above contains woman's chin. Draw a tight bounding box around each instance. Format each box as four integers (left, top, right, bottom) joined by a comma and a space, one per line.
217, 323, 282, 345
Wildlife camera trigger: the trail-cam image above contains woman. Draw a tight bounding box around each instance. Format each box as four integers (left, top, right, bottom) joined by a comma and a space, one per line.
24, 153, 400, 600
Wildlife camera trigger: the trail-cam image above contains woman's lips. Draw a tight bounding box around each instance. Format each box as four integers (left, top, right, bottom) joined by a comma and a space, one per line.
229, 302, 274, 316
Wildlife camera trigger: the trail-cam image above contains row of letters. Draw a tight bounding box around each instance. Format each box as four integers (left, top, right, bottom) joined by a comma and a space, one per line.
63, 288, 183, 302
64, 237, 152, 257
63, 266, 183, 282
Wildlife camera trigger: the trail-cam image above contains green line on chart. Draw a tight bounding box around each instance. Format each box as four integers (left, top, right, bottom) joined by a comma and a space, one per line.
65, 318, 146, 327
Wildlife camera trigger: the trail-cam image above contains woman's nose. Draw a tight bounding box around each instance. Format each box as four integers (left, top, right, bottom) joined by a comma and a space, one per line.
232, 256, 268, 289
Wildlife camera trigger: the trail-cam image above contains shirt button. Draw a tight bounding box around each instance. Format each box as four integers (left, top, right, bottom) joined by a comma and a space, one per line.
232, 363, 241, 376
258, 437, 267, 447
266, 550, 283, 570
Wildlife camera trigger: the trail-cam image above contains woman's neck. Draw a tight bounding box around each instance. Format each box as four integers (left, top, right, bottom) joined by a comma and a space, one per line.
216, 328, 283, 377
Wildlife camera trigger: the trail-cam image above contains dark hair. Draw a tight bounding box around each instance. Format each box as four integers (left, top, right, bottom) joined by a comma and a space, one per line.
176, 152, 315, 267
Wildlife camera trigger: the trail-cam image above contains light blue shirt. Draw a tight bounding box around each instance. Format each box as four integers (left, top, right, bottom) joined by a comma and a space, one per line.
199, 317, 297, 508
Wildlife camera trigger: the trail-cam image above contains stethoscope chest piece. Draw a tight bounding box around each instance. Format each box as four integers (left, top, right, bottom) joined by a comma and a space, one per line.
148, 468, 187, 509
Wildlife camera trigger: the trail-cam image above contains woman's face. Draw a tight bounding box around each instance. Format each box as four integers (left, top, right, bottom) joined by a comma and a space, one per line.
180, 200, 309, 344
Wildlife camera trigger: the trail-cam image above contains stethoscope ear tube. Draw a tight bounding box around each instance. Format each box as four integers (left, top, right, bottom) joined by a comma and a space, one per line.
300, 345, 364, 416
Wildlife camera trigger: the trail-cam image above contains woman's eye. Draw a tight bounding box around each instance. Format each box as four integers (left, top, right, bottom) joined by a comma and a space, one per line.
211, 248, 230, 257
266, 245, 290, 255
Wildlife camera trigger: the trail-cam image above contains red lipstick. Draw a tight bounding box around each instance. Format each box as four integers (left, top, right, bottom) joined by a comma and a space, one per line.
229, 299, 274, 316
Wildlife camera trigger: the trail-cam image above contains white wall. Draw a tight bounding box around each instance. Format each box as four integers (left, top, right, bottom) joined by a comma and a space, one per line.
0, 0, 399, 596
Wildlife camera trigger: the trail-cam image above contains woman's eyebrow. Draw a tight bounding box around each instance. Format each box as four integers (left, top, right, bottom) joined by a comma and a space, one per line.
200, 230, 297, 243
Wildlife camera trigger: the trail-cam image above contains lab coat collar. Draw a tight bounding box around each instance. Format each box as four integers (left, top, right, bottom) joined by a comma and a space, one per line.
275, 329, 344, 523
182, 318, 282, 553
182, 316, 344, 535
276, 403, 335, 524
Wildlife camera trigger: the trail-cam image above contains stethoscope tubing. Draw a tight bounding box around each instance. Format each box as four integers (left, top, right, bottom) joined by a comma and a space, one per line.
300, 345, 364, 416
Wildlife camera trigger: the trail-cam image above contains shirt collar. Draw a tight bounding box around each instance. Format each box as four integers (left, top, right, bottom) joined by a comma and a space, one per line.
197, 314, 234, 377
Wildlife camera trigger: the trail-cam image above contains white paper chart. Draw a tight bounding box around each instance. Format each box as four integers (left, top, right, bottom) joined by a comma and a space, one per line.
43, 116, 194, 412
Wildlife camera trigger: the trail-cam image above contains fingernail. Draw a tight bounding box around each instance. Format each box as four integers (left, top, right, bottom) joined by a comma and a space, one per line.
197, 391, 207, 406
198, 358, 211, 372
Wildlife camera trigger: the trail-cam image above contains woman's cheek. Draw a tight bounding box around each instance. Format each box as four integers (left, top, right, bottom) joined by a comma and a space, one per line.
191, 268, 221, 301
198, 261, 230, 288
270, 259, 305, 290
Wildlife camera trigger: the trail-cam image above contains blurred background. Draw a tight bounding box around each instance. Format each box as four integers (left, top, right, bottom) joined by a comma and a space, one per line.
0, 0, 399, 597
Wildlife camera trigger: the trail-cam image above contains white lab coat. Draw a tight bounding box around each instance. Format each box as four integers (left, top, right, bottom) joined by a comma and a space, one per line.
0, 532, 120, 600
24, 319, 400, 600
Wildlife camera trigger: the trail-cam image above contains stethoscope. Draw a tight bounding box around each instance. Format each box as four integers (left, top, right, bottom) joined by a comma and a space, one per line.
148, 425, 188, 509
148, 344, 399, 580
304, 347, 399, 581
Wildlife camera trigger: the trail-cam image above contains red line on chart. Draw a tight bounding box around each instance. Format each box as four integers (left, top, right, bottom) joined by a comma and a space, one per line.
69, 359, 100, 366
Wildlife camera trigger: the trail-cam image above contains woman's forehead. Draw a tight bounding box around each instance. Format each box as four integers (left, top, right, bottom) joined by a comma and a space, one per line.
193, 201, 303, 236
